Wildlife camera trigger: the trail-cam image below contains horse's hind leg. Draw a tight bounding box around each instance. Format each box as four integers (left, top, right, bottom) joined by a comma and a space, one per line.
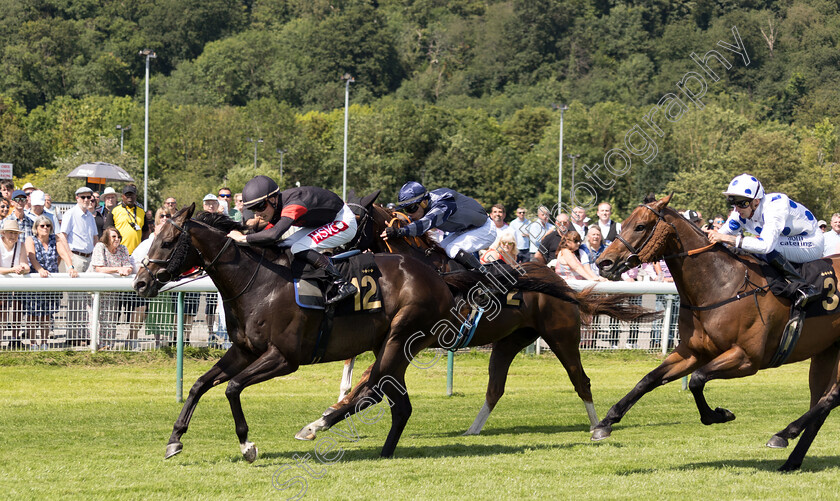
166, 345, 251, 459
464, 328, 538, 435
225, 346, 297, 462
295, 364, 376, 441
778, 380, 840, 471
687, 345, 758, 425
768, 345, 840, 448
541, 323, 598, 430
592, 348, 699, 441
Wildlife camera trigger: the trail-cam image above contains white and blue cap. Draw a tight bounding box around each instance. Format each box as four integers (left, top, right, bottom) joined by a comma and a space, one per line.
203, 193, 218, 202
723, 173, 765, 201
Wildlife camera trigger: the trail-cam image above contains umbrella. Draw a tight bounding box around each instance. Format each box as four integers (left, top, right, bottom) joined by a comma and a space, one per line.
66, 162, 134, 183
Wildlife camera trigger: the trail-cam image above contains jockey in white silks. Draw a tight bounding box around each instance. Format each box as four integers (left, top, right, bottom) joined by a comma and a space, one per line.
707, 173, 822, 308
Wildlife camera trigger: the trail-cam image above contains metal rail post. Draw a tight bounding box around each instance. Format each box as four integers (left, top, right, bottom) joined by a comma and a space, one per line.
176, 292, 185, 402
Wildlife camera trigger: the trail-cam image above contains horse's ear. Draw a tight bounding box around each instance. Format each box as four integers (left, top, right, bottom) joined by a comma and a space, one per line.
346, 189, 358, 203
185, 202, 196, 219
360, 190, 381, 208
653, 193, 673, 210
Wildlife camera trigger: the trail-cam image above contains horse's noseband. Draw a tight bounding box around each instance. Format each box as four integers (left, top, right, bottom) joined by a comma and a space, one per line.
612, 204, 677, 273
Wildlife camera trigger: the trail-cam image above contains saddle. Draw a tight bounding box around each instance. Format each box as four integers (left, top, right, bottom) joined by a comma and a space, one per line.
292, 251, 383, 315
760, 258, 836, 318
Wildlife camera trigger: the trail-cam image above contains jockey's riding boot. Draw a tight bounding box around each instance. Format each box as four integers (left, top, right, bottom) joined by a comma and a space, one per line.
298, 250, 358, 305
453, 250, 483, 271
769, 253, 820, 308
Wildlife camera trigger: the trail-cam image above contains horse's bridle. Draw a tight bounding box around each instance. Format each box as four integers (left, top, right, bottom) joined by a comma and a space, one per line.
140, 217, 233, 288
609, 204, 715, 273
611, 204, 678, 271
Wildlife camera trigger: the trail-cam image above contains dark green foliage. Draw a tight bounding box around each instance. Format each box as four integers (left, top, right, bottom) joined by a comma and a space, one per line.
0, 0, 838, 221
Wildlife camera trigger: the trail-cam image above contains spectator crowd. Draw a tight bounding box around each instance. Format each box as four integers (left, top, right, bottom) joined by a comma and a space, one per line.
6, 178, 838, 353
0, 180, 242, 351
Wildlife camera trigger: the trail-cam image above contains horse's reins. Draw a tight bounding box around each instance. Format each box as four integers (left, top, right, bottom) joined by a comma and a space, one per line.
142, 217, 264, 301
384, 211, 425, 253
614, 203, 768, 311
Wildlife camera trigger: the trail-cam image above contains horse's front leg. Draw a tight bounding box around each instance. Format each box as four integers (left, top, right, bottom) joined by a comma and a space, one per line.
225, 345, 297, 462
687, 345, 758, 425
592, 348, 698, 441
166, 345, 251, 459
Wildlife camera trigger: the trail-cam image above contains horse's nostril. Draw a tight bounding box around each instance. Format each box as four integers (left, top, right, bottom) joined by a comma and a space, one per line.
599, 260, 612, 270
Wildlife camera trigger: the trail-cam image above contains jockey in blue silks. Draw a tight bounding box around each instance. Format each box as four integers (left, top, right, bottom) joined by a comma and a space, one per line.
381, 181, 497, 270
707, 173, 823, 307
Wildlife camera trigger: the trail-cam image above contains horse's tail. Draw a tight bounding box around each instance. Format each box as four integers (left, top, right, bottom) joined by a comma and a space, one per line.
574, 287, 662, 324
440, 261, 660, 324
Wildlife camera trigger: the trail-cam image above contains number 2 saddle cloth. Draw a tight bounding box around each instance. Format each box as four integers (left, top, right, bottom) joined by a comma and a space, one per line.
292, 251, 383, 315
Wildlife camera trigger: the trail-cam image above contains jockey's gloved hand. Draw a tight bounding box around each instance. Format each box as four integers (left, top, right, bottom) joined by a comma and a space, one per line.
384, 226, 401, 240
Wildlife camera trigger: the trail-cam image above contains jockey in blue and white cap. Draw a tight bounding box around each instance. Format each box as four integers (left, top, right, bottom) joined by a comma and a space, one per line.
707, 173, 822, 307
381, 181, 497, 270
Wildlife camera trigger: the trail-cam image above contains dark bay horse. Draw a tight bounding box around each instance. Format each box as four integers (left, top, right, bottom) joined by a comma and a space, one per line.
594, 194, 840, 471
134, 205, 458, 460
298, 200, 658, 441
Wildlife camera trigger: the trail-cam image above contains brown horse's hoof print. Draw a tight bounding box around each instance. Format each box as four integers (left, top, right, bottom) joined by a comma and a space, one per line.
591, 426, 611, 441
165, 442, 183, 459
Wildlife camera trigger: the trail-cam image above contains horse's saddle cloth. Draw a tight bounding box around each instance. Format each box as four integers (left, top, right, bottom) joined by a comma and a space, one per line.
447, 260, 524, 309
761, 258, 838, 318
292, 251, 383, 314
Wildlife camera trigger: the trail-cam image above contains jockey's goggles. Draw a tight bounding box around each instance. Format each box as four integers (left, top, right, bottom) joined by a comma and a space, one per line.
727, 196, 752, 209
248, 199, 270, 212
401, 202, 421, 213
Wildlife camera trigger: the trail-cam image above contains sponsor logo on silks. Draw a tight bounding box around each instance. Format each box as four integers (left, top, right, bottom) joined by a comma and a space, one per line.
308, 221, 350, 244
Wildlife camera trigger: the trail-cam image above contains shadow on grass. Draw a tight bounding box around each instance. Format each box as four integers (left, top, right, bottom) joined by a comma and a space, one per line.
612, 456, 840, 475
451, 420, 683, 438
250, 441, 585, 465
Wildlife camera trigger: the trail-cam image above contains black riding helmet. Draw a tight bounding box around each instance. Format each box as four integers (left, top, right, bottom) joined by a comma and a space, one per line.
242, 175, 280, 210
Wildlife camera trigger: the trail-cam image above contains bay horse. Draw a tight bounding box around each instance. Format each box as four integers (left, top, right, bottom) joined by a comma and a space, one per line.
593, 194, 840, 471
297, 199, 658, 441
134, 204, 459, 460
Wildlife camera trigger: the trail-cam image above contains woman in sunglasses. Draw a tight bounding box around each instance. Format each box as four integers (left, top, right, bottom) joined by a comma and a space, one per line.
226, 175, 358, 305
381, 181, 497, 270
707, 173, 822, 308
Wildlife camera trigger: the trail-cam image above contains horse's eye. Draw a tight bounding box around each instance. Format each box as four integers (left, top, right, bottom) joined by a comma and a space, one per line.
635, 224, 646, 231
160, 241, 174, 249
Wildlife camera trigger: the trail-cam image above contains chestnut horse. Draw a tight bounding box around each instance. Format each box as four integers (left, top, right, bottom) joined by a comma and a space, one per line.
297, 200, 658, 441
134, 205, 458, 460
594, 194, 840, 471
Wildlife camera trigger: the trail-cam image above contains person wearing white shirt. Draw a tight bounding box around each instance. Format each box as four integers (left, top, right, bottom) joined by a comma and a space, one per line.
823, 213, 840, 257
597, 202, 621, 244
508, 207, 531, 263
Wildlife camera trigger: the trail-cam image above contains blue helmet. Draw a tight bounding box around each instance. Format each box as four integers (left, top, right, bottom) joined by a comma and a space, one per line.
396, 181, 429, 209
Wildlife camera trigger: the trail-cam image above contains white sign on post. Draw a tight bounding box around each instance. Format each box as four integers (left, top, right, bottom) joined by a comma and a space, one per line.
0, 163, 12, 179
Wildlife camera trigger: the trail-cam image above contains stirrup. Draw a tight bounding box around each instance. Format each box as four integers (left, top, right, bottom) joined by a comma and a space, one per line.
325, 282, 357, 305
793, 287, 820, 309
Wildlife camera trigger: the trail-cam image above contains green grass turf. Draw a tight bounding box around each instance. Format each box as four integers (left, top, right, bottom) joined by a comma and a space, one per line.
2, 350, 839, 500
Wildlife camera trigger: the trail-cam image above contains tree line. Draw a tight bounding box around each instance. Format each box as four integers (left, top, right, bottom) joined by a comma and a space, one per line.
0, 0, 838, 219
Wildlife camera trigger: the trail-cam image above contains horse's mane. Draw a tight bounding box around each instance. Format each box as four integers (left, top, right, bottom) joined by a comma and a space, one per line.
193, 211, 249, 233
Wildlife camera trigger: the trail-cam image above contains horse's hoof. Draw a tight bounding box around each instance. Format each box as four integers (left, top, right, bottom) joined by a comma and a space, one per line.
766, 435, 789, 449
294, 426, 317, 441
715, 407, 736, 422
778, 461, 801, 472
164, 442, 183, 459
702, 407, 736, 425
241, 441, 258, 463
591, 426, 611, 441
